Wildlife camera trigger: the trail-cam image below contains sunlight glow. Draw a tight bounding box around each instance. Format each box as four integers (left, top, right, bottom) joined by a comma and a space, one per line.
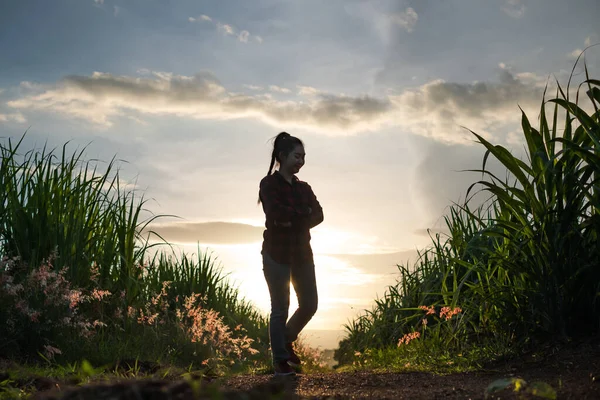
168, 241, 384, 331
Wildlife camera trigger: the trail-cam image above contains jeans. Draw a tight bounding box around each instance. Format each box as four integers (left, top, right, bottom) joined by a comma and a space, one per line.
262, 252, 318, 364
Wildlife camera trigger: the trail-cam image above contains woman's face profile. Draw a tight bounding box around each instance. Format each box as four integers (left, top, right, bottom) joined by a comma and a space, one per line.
280, 145, 305, 174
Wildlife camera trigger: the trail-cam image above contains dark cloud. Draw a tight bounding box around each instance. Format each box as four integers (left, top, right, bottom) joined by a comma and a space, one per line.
8, 71, 391, 134
9, 66, 585, 143
144, 221, 264, 245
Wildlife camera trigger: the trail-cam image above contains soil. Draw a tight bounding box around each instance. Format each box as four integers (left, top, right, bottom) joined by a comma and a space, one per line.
13, 342, 600, 399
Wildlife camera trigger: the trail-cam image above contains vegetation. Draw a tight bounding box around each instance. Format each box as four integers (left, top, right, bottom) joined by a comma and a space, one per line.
1, 54, 599, 398
335, 58, 600, 371
0, 133, 329, 381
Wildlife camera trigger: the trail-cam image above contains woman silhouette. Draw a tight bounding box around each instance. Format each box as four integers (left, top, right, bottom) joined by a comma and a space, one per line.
257, 132, 324, 376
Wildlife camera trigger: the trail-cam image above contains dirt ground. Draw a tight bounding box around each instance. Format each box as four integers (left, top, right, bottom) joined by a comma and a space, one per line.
21, 341, 600, 399
221, 344, 600, 400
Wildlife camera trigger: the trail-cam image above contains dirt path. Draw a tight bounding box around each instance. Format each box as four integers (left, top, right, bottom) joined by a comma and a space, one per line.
26, 342, 600, 399
33, 365, 600, 399
220, 343, 600, 399
221, 367, 599, 399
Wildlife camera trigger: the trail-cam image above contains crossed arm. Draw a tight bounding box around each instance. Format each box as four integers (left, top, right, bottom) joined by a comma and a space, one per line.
259, 179, 324, 230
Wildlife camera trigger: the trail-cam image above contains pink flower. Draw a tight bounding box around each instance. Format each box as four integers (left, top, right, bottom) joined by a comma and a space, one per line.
30, 311, 41, 322
15, 299, 29, 314
397, 331, 421, 346
68, 290, 83, 309
90, 289, 111, 301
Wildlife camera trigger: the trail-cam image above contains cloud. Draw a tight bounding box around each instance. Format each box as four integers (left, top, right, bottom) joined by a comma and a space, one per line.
569, 48, 584, 60
297, 86, 320, 96
269, 85, 291, 94
238, 30, 250, 43
324, 249, 419, 272
243, 84, 263, 91
390, 7, 418, 33
190, 14, 260, 44
0, 112, 26, 123
388, 65, 548, 142
6, 66, 555, 141
569, 35, 598, 59
6, 70, 391, 134
143, 221, 264, 245
217, 23, 235, 36
502, 0, 526, 18
409, 136, 513, 229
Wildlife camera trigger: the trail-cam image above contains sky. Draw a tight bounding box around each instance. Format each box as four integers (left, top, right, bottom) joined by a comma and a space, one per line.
1, 0, 599, 349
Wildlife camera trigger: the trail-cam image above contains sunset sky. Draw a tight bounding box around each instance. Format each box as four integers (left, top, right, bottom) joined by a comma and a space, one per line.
1, 0, 598, 348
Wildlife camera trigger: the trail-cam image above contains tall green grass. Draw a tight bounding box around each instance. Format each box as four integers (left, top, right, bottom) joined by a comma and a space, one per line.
336, 61, 600, 367
0, 134, 268, 367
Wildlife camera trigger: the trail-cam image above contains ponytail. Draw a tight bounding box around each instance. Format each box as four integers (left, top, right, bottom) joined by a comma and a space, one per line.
257, 131, 303, 204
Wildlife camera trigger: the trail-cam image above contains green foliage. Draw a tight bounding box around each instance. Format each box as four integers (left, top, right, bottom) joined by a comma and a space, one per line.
336, 58, 600, 367
0, 134, 269, 372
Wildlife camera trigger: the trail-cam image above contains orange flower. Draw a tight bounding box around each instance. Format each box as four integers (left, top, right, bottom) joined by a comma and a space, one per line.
439, 306, 462, 321
418, 305, 436, 315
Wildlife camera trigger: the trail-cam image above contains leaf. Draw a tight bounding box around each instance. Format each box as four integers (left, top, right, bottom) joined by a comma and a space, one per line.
527, 381, 557, 399
485, 377, 527, 398
80, 359, 96, 378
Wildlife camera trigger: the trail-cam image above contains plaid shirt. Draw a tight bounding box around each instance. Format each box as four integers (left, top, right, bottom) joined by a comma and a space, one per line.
259, 170, 324, 264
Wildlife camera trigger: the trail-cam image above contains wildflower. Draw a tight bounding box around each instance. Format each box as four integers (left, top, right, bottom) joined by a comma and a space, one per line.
43, 345, 62, 360
4, 283, 23, 296
15, 299, 30, 314
90, 288, 111, 301
439, 306, 462, 321
418, 305, 436, 315
30, 311, 41, 322
92, 320, 107, 328
397, 331, 421, 346
90, 262, 100, 283
422, 318, 428, 326
68, 290, 83, 309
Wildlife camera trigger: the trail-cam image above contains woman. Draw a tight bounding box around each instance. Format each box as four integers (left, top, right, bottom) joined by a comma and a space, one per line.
257, 131, 324, 376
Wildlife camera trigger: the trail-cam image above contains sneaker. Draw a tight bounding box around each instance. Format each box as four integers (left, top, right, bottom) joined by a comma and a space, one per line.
274, 360, 296, 376
285, 342, 302, 367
